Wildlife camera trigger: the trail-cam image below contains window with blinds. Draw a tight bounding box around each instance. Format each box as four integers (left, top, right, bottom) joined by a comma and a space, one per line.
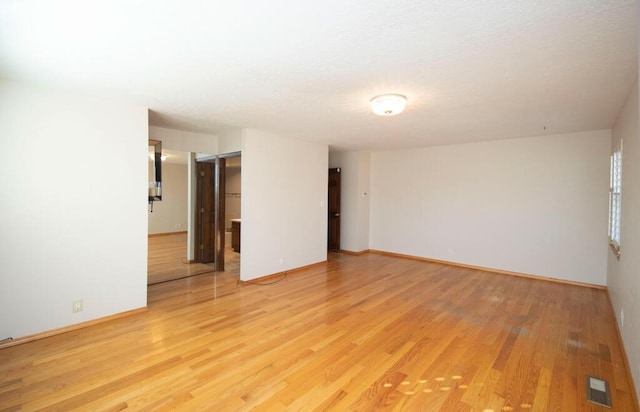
608, 149, 622, 255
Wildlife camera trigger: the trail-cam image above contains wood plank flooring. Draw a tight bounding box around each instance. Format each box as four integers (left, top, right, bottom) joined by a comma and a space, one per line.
1, 253, 637, 411
147, 232, 239, 284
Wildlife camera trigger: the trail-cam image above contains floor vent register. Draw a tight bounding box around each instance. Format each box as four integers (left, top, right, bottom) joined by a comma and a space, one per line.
586, 376, 612, 408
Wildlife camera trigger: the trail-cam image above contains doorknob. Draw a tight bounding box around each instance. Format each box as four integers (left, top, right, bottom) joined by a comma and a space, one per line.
334, 213, 340, 217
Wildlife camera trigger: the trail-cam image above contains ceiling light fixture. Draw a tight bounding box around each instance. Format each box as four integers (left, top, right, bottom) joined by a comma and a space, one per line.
371, 94, 407, 116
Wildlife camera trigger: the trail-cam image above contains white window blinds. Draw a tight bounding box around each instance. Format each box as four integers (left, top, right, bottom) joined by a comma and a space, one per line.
608, 150, 622, 251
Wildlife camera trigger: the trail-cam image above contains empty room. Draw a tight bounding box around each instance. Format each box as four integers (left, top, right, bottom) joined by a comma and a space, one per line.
1, 1, 639, 410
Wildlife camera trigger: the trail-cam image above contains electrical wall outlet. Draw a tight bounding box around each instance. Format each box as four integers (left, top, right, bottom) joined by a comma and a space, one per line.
280, 257, 284, 265
72, 299, 83, 313
621, 309, 624, 328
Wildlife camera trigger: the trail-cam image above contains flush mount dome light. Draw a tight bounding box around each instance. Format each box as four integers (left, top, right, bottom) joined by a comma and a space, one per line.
371, 94, 407, 116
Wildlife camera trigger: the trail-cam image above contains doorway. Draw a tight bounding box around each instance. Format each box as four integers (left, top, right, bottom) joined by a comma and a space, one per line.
147, 149, 216, 285
224, 155, 242, 274
328, 167, 341, 251
194, 153, 241, 274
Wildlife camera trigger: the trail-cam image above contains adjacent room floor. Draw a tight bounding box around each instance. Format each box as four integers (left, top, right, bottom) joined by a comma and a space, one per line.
147, 232, 240, 284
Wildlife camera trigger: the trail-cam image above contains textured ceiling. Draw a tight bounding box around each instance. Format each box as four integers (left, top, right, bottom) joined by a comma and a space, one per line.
0, 0, 637, 151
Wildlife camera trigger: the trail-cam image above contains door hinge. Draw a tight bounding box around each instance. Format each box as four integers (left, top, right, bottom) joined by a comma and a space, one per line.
200, 244, 204, 250
200, 208, 204, 213
200, 171, 205, 177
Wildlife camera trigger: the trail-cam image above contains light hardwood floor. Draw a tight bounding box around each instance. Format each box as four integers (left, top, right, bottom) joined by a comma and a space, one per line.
1, 253, 637, 411
147, 232, 240, 284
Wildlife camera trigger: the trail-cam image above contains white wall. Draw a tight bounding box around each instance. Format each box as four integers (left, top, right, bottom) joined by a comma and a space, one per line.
149, 125, 218, 154
329, 151, 370, 252
370, 130, 610, 285
241, 129, 328, 281
607, 78, 640, 398
148, 162, 188, 234
0, 79, 148, 339
218, 129, 243, 154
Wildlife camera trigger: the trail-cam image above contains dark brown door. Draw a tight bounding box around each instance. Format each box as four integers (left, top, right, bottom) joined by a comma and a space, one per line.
196, 162, 215, 263
214, 157, 226, 271
328, 168, 341, 251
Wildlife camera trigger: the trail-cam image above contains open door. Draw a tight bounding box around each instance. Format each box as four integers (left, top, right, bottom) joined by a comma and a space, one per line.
328, 167, 341, 251
195, 158, 226, 270
196, 162, 215, 263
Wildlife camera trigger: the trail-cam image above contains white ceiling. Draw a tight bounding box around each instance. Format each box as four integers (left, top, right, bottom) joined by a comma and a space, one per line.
1, 1, 637, 151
